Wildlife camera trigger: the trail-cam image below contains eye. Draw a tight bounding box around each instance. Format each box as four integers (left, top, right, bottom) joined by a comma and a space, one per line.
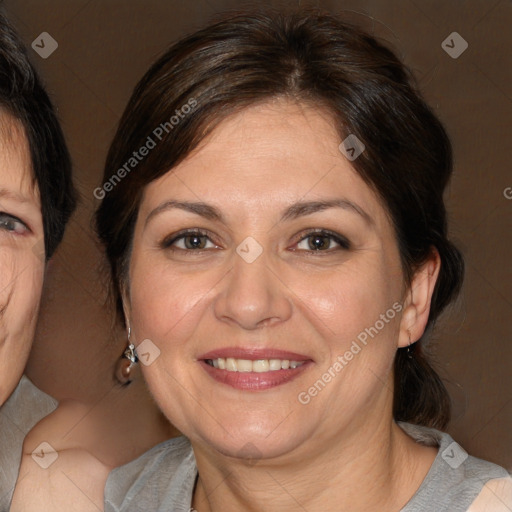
0, 212, 28, 235
162, 229, 218, 251
294, 230, 350, 252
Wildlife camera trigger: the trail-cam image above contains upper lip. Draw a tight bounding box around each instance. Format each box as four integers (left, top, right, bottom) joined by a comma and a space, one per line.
198, 347, 311, 361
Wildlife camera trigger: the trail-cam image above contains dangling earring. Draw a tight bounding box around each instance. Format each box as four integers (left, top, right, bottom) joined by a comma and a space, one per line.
406, 330, 414, 359
115, 327, 139, 385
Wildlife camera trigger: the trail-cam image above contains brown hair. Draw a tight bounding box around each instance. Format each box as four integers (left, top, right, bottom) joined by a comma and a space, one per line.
95, 9, 464, 429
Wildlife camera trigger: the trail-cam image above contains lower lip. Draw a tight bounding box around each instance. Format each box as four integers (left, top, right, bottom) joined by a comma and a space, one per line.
200, 360, 312, 391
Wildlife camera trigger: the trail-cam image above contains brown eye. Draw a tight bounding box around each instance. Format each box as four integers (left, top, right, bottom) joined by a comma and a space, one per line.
162, 230, 216, 251
307, 234, 331, 251
295, 230, 350, 252
183, 234, 208, 249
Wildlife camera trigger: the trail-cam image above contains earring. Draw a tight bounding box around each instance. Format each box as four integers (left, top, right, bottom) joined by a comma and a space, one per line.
406, 331, 414, 359
115, 327, 139, 385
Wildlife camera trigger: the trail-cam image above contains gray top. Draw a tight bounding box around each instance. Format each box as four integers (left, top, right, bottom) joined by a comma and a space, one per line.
1, 380, 510, 511
0, 375, 58, 511
105, 422, 512, 512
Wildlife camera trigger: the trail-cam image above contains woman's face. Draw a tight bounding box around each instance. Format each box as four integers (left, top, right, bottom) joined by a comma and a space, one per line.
0, 115, 44, 404
127, 100, 413, 461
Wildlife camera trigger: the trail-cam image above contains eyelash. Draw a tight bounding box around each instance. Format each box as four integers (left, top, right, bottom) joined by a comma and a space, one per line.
294, 229, 351, 252
0, 212, 29, 235
161, 228, 218, 252
160, 228, 350, 254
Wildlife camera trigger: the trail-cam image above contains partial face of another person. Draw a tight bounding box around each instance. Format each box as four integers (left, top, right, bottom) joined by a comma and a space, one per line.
126, 100, 421, 462
0, 113, 44, 404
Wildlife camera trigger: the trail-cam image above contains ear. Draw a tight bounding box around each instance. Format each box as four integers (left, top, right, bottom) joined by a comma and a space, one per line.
398, 247, 441, 348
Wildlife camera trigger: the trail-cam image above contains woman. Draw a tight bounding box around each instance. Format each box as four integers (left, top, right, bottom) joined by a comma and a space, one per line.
97, 10, 512, 511
0, 7, 76, 509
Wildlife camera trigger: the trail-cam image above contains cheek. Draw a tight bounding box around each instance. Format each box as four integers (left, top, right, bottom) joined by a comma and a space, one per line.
129, 259, 217, 343
302, 259, 403, 402
0, 252, 44, 325
292, 257, 400, 346
0, 254, 44, 388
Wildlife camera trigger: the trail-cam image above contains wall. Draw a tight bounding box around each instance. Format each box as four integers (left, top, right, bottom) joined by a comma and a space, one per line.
5, 0, 511, 470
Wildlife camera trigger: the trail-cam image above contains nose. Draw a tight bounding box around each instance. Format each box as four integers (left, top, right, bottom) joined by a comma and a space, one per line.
213, 250, 293, 330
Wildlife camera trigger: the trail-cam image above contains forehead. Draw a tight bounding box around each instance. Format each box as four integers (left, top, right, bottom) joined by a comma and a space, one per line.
0, 111, 37, 201
143, 100, 384, 224
188, 99, 341, 169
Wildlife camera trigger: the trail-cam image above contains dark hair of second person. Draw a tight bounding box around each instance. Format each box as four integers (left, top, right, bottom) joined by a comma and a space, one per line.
0, 8, 76, 259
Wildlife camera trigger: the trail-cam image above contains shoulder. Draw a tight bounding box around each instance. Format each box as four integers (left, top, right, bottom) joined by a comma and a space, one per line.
105, 436, 196, 512
467, 475, 512, 511
11, 447, 111, 512
11, 395, 113, 512
399, 422, 511, 512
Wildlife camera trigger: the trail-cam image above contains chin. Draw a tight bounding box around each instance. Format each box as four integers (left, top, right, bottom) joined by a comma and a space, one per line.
193, 417, 309, 462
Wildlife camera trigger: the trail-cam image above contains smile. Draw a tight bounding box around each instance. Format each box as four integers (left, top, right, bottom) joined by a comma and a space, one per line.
200, 350, 312, 390
205, 358, 305, 372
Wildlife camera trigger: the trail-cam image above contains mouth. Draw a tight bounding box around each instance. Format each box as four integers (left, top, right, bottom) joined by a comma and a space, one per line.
205, 357, 305, 372
199, 348, 312, 391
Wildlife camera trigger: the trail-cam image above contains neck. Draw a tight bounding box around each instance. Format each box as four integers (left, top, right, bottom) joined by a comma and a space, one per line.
192, 412, 437, 512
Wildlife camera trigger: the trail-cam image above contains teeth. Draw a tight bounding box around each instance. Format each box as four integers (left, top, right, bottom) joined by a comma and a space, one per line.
237, 359, 253, 372
253, 360, 270, 373
206, 358, 304, 372
269, 359, 282, 371
226, 357, 237, 371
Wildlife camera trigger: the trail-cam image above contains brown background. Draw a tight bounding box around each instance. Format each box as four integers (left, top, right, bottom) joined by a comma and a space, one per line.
4, 0, 511, 469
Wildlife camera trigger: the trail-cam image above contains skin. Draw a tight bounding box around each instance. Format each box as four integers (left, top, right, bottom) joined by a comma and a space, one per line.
124, 99, 441, 511
0, 113, 44, 405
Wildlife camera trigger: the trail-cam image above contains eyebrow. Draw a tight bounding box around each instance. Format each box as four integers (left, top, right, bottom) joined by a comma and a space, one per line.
145, 200, 223, 228
281, 199, 373, 226
145, 198, 373, 228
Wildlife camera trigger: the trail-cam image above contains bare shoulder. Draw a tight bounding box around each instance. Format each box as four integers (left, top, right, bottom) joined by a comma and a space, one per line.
11, 445, 111, 512
468, 476, 512, 512
10, 399, 112, 512
22, 398, 90, 445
